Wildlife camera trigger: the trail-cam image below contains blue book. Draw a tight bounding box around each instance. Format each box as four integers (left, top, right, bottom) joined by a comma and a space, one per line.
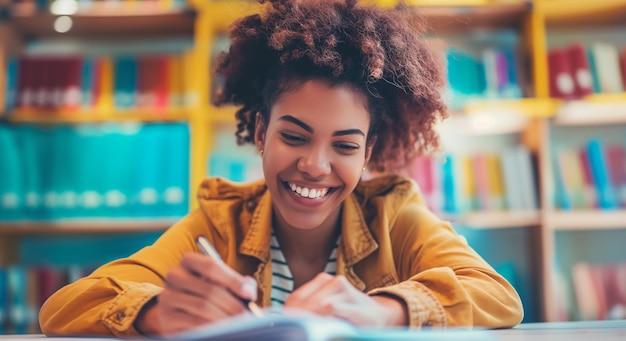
18, 125, 44, 221
81, 57, 94, 108
0, 267, 7, 334
441, 154, 457, 214
113, 56, 137, 110
3, 57, 18, 116
74, 124, 105, 218
104, 123, 140, 218
7, 267, 28, 334
132, 124, 163, 218
161, 123, 190, 218
587, 139, 617, 209
503, 48, 522, 99
0, 126, 24, 221
47, 126, 79, 220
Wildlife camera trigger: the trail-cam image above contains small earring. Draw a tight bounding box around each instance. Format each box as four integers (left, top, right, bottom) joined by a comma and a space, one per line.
260, 150, 264, 156
362, 166, 366, 171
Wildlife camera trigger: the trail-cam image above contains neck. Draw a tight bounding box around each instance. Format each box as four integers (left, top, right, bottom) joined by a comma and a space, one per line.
273, 211, 342, 263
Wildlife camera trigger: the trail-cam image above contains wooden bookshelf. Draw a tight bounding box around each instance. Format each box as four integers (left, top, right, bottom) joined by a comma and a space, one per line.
0, 219, 176, 235
450, 210, 541, 229
10, 2, 195, 39
541, 0, 626, 28
547, 210, 626, 230
553, 95, 626, 126
9, 108, 191, 124
2, 0, 626, 325
464, 98, 561, 118
409, 0, 531, 33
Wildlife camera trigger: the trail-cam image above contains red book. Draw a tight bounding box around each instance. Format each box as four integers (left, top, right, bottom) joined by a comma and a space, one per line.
548, 48, 577, 99
568, 43, 594, 97
154, 55, 170, 111
620, 47, 626, 90
47, 57, 65, 110
16, 56, 32, 109
62, 56, 82, 110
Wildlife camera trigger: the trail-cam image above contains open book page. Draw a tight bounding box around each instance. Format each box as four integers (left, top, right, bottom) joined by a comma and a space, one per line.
170, 309, 496, 341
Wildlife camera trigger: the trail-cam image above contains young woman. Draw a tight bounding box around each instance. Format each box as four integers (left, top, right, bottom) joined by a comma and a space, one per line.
39, 0, 523, 337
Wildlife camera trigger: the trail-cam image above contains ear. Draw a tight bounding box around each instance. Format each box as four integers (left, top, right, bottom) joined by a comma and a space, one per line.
254, 112, 266, 153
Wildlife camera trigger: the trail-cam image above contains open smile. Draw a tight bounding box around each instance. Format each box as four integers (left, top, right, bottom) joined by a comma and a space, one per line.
283, 181, 337, 199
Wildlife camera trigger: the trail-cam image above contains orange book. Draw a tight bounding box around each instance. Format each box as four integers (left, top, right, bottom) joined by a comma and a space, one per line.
94, 56, 114, 114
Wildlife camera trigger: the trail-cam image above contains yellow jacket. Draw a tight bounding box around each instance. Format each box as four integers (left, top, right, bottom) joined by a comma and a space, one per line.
39, 175, 523, 337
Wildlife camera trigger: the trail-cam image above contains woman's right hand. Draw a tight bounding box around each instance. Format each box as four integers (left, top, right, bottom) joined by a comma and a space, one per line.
135, 252, 258, 336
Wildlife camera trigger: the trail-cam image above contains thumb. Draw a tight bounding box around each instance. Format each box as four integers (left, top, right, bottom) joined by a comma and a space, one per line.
240, 276, 258, 301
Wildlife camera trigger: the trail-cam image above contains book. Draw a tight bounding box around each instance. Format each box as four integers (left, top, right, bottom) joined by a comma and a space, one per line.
567, 43, 594, 98
0, 267, 6, 334
590, 43, 624, 94
548, 48, 576, 99
586, 139, 617, 209
173, 311, 494, 341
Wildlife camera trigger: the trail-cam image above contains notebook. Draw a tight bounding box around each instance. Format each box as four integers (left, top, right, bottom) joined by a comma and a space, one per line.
172, 310, 495, 341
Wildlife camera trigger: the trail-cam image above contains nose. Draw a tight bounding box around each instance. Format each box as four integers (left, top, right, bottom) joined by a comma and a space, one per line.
297, 146, 331, 178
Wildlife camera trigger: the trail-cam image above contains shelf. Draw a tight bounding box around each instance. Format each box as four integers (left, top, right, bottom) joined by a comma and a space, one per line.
438, 107, 532, 135
9, 2, 195, 39
548, 210, 626, 230
199, 1, 264, 33
446, 210, 541, 229
541, 0, 626, 28
464, 97, 560, 118
444, 97, 562, 137
407, 0, 530, 33
7, 108, 191, 124
0, 219, 177, 235
553, 94, 626, 126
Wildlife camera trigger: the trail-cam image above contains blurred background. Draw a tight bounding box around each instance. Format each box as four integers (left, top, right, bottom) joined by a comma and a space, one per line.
0, 0, 625, 334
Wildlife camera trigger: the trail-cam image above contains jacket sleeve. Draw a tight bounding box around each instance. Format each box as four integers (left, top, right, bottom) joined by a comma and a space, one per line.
38, 209, 214, 337
368, 203, 524, 329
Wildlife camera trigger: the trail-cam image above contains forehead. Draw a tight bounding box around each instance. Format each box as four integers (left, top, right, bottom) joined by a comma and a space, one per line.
269, 80, 371, 130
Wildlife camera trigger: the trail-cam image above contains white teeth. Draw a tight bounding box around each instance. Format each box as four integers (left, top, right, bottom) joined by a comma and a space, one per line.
287, 182, 329, 199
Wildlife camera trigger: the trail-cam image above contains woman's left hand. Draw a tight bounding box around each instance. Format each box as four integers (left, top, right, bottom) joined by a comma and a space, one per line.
283, 273, 408, 327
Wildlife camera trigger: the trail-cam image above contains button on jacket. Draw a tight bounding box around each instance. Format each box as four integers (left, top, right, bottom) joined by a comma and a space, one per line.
39, 175, 523, 337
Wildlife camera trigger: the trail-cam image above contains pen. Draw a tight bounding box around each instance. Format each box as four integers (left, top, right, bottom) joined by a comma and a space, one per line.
195, 236, 264, 317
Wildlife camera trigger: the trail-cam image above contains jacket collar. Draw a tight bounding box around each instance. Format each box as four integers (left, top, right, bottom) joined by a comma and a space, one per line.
238, 189, 378, 284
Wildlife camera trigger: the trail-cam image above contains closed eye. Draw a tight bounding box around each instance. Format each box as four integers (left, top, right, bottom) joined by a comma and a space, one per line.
280, 132, 306, 144
334, 143, 360, 151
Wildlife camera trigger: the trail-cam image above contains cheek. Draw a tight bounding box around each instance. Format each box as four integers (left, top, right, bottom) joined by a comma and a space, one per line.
334, 158, 365, 185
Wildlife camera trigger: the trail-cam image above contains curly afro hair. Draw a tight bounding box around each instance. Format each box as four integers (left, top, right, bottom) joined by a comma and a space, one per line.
213, 0, 448, 173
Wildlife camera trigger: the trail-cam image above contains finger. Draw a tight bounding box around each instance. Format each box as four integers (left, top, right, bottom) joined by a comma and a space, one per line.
158, 308, 207, 336
181, 253, 258, 301
165, 267, 248, 316
159, 284, 245, 322
286, 273, 336, 305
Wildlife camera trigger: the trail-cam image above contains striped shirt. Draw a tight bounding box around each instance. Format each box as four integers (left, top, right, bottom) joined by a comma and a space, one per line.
269, 233, 339, 309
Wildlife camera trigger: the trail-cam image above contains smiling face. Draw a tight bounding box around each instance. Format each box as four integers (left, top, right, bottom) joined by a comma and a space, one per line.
255, 79, 374, 232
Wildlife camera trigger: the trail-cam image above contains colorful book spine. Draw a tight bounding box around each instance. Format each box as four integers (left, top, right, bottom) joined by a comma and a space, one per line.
548, 47, 576, 99
568, 43, 594, 98
586, 139, 617, 210
0, 267, 6, 334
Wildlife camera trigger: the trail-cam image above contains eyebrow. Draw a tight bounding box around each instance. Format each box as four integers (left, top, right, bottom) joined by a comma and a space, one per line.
278, 115, 365, 137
